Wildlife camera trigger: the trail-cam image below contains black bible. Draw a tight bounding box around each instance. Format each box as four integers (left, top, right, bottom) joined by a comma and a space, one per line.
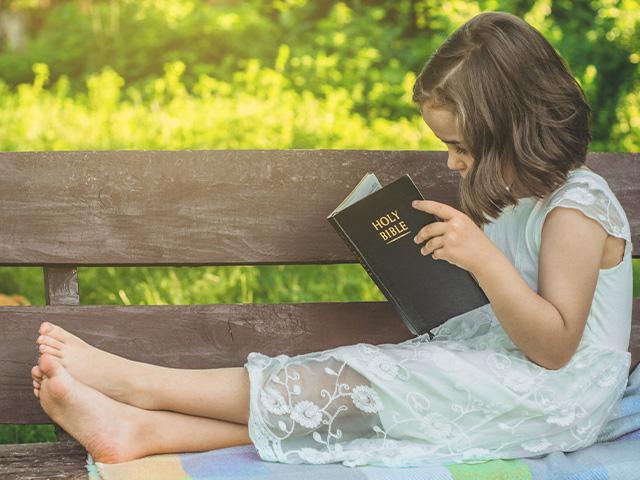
327, 172, 490, 338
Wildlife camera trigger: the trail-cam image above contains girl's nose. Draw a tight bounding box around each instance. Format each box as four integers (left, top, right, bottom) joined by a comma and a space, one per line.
447, 156, 465, 171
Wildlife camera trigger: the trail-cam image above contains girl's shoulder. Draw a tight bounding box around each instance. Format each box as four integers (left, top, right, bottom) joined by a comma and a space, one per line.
539, 165, 631, 244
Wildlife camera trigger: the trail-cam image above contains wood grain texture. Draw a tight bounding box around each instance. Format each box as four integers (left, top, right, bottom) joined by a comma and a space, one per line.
0, 150, 638, 478
0, 441, 88, 479
43, 267, 80, 306
0, 301, 413, 423
43, 267, 79, 441
0, 150, 637, 265
0, 300, 638, 424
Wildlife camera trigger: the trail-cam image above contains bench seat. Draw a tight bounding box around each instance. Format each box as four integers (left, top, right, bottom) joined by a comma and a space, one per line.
0, 150, 638, 479
0, 298, 640, 480
0, 441, 88, 479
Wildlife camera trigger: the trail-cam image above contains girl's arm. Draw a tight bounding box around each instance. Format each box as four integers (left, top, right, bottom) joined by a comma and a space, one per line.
472, 206, 609, 370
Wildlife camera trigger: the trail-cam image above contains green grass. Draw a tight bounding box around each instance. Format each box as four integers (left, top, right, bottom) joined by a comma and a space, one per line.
0, 425, 57, 444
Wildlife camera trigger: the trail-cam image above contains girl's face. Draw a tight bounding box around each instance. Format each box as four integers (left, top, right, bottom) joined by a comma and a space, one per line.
419, 102, 474, 178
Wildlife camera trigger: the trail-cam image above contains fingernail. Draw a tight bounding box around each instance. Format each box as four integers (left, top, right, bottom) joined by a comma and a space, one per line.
412, 200, 417, 207
413, 236, 418, 243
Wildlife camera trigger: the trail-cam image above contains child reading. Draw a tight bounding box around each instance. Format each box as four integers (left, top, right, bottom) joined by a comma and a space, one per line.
31, 10, 633, 468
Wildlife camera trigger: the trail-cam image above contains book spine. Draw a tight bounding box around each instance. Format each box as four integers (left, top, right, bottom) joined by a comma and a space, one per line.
328, 216, 419, 335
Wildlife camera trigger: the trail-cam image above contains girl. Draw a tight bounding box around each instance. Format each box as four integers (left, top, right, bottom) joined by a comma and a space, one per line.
31, 11, 633, 468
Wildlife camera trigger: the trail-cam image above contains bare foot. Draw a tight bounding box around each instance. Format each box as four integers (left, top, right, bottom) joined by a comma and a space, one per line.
36, 353, 146, 463
35, 322, 144, 406
31, 365, 43, 398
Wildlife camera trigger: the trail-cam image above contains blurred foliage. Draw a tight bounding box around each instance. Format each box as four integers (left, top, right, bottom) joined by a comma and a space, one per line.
1, 0, 639, 149
0, 61, 435, 149
0, 0, 638, 444
0, 424, 56, 444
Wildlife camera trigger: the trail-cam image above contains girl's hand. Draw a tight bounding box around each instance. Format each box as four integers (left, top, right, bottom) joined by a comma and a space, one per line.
411, 199, 496, 274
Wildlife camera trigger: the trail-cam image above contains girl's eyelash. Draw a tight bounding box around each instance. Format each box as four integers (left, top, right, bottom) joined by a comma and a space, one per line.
455, 145, 467, 155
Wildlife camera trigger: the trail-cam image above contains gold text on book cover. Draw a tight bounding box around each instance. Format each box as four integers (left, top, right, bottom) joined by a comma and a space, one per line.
371, 209, 411, 244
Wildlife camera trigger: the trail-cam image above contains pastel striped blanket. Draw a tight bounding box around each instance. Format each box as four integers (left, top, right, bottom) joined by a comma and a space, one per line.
87, 364, 640, 480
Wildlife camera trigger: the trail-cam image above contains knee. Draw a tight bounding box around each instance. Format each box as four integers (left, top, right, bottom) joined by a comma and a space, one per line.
258, 356, 380, 438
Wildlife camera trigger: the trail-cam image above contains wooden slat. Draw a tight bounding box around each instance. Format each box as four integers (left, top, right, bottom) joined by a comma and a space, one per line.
0, 150, 637, 266
1, 300, 638, 424
0, 441, 88, 479
43, 267, 80, 306
0, 302, 413, 423
43, 267, 80, 442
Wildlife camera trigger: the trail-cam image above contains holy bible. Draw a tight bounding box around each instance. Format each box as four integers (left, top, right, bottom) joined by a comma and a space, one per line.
327, 172, 490, 338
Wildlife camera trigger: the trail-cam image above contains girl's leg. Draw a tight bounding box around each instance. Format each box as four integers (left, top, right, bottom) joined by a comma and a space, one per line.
37, 353, 252, 464
34, 322, 251, 424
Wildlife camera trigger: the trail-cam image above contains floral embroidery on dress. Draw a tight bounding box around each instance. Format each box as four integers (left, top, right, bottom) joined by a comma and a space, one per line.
246, 338, 630, 467
350, 385, 384, 413
596, 363, 623, 387
503, 369, 536, 393
368, 355, 411, 381
545, 403, 587, 427
297, 448, 333, 463
260, 386, 290, 415
244, 168, 634, 470
406, 391, 431, 415
418, 412, 457, 440
290, 400, 323, 429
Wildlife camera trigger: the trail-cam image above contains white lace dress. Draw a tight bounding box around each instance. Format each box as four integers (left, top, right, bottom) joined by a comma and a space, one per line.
243, 166, 634, 467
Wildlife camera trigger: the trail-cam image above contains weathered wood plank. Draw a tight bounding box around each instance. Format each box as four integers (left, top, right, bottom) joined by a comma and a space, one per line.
1, 300, 638, 424
0, 441, 88, 479
0, 150, 637, 265
0, 301, 413, 423
43, 267, 80, 306
43, 267, 80, 441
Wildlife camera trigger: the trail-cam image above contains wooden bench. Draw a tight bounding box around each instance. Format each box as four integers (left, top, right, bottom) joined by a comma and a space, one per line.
0, 150, 638, 478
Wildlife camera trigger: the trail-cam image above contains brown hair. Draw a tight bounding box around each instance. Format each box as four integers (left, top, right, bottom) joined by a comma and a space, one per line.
412, 11, 592, 226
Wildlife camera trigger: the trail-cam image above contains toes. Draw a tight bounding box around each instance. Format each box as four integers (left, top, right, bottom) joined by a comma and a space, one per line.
39, 322, 69, 342
36, 335, 65, 351
38, 343, 64, 358
38, 353, 63, 377
31, 365, 43, 381
39, 321, 51, 335
38, 354, 74, 402
33, 376, 41, 399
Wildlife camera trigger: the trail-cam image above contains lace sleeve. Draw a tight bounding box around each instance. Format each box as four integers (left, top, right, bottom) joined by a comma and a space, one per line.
541, 176, 632, 247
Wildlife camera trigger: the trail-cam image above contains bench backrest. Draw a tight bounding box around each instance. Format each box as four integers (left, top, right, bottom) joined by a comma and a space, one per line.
0, 150, 638, 427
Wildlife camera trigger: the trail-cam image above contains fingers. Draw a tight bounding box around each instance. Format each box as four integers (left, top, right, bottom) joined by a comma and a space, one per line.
413, 221, 447, 245
420, 236, 445, 256
412, 199, 457, 220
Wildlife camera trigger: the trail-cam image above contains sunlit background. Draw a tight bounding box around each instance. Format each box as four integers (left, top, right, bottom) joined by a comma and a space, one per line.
1, 0, 638, 443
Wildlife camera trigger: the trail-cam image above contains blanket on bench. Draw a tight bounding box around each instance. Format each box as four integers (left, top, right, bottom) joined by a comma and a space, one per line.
86, 364, 640, 480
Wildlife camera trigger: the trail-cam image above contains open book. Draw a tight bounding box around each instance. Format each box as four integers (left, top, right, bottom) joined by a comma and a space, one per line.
327, 172, 489, 337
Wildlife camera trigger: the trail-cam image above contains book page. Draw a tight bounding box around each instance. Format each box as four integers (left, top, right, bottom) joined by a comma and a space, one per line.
329, 172, 382, 216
